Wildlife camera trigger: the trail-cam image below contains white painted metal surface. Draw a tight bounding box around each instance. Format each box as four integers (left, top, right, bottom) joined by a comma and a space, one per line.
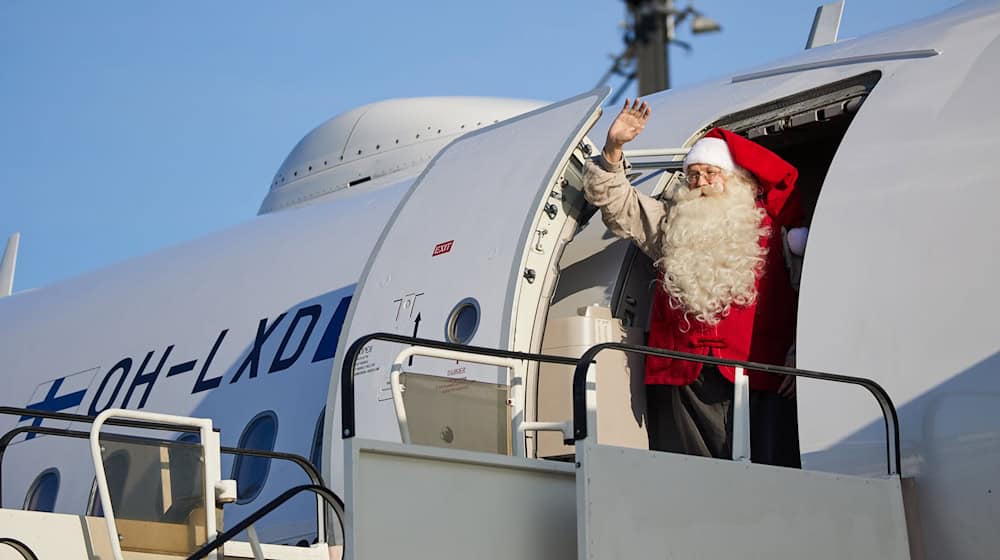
517, 420, 573, 441
389, 346, 525, 451
533, 310, 648, 457
334, 88, 607, 450
0, 233, 17, 297
0, 179, 408, 541
222, 540, 332, 560
731, 366, 751, 462
1, 3, 999, 557
575, 441, 910, 560
0, 509, 101, 560
730, 49, 939, 83
388, 344, 581, 452
0, 508, 330, 560
583, 363, 598, 444
344, 438, 576, 560
246, 525, 265, 560
806, 1, 845, 49
579, 6, 1000, 556
791, 6, 1000, 558
261, 98, 544, 214
89, 408, 222, 560
620, 148, 689, 158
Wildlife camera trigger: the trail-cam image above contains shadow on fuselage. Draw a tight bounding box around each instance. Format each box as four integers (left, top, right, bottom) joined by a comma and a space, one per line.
802, 350, 1000, 558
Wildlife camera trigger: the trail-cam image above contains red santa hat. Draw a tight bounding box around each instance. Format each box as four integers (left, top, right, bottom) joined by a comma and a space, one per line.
684, 127, 802, 225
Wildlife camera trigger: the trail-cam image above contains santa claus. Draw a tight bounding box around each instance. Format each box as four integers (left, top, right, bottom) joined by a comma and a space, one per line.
583, 99, 807, 467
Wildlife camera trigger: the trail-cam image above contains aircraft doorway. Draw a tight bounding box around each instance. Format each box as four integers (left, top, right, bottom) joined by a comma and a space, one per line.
530, 72, 880, 460
715, 71, 882, 232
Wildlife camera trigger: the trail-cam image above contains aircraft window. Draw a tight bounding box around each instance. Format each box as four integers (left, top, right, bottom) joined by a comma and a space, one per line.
310, 408, 325, 472
176, 432, 199, 444
87, 450, 131, 516
231, 411, 278, 504
167, 438, 203, 520
23, 468, 59, 512
446, 298, 480, 344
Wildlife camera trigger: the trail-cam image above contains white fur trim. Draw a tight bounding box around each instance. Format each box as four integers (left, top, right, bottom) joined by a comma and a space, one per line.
684, 137, 734, 171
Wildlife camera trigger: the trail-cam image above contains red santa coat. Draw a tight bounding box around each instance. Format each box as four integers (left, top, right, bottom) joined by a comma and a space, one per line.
644, 128, 803, 392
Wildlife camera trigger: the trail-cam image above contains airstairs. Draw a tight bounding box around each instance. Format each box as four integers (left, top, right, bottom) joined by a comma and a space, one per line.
0, 407, 345, 560
339, 333, 916, 560
0, 334, 915, 560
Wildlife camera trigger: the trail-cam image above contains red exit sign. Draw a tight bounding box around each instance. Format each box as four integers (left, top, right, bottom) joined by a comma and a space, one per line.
432, 240, 454, 257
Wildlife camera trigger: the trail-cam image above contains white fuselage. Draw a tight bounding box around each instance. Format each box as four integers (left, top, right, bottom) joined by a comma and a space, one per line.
2, 2, 999, 557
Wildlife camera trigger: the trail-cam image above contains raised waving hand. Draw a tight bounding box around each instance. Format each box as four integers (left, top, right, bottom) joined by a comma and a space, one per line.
603, 98, 651, 164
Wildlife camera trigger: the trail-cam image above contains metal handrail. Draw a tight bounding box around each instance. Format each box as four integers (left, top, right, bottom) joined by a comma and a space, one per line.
0, 538, 39, 560
186, 484, 345, 560
0, 406, 200, 433
89, 409, 220, 560
340, 332, 579, 438
571, 342, 901, 476
340, 334, 901, 475
0, 406, 335, 546
0, 423, 326, 504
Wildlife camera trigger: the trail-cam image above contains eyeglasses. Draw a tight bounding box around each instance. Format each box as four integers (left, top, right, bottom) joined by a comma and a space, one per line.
683, 168, 722, 184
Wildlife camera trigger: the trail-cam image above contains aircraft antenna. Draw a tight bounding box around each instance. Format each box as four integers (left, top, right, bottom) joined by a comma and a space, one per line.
806, 1, 845, 49
0, 232, 19, 297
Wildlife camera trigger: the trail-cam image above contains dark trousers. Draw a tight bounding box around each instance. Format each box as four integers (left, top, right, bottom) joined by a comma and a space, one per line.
645, 365, 801, 468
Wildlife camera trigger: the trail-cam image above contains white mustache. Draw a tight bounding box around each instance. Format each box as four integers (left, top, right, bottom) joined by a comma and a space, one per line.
702, 182, 725, 196
678, 180, 725, 201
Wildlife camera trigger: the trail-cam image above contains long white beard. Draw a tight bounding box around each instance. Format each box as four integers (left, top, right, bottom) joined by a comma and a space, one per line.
657, 175, 769, 327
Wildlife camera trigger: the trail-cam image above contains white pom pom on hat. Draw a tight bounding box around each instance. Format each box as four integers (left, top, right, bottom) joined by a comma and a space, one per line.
683, 137, 735, 171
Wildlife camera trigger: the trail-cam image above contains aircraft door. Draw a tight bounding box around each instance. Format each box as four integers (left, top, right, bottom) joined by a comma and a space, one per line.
337, 88, 609, 450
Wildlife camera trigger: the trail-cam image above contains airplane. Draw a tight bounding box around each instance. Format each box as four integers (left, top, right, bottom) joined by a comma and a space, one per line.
1, 1, 999, 558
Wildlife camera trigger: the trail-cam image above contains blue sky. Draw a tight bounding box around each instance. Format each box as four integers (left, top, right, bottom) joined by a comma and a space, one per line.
1, 0, 960, 291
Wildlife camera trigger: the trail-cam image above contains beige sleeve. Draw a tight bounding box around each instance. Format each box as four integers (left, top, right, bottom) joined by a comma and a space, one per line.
582, 154, 668, 261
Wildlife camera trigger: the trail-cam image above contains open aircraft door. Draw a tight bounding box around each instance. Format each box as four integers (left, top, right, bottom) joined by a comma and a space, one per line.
334, 88, 609, 454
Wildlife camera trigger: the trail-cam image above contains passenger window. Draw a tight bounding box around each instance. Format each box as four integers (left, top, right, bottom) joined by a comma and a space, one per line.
88, 450, 130, 516
231, 411, 278, 504
23, 469, 59, 512
446, 298, 481, 344
176, 432, 199, 444
167, 436, 203, 519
